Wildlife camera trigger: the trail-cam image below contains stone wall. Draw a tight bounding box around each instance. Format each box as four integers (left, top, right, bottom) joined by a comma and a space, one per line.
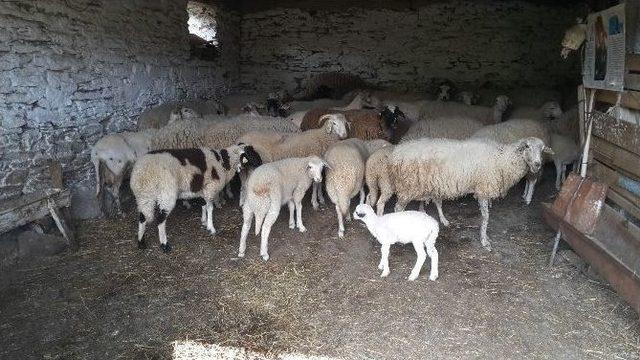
0, 0, 239, 217
239, 0, 583, 95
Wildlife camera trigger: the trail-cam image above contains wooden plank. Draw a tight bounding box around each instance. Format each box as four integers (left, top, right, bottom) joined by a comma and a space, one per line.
627, 54, 640, 73
592, 135, 640, 180
625, 74, 640, 91
591, 110, 640, 156
608, 189, 640, 221
596, 89, 640, 111
590, 160, 640, 221
0, 189, 71, 234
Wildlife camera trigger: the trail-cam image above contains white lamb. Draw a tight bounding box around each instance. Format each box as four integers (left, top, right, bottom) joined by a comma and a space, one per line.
353, 204, 439, 281
390, 137, 552, 251
237, 156, 328, 261
550, 133, 579, 189
324, 138, 391, 238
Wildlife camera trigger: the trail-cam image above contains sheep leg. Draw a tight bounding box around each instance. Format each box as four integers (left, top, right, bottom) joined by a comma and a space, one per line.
434, 198, 450, 227
239, 171, 248, 207
225, 183, 234, 199
394, 195, 410, 212
478, 198, 492, 251
317, 183, 326, 205
379, 243, 391, 277
260, 206, 279, 261
294, 193, 307, 232
525, 177, 538, 205
156, 209, 171, 253
238, 207, 254, 258
408, 241, 427, 281
522, 180, 530, 202
213, 194, 223, 208
311, 183, 320, 210
336, 204, 345, 239
92, 157, 102, 196
425, 242, 439, 281
554, 162, 562, 190
200, 205, 206, 225
359, 188, 365, 205
137, 212, 149, 249
376, 190, 393, 216
366, 182, 378, 208
205, 200, 216, 235
288, 201, 295, 229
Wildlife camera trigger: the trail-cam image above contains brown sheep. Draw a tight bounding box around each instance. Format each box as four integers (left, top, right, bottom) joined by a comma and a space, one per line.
300, 109, 392, 141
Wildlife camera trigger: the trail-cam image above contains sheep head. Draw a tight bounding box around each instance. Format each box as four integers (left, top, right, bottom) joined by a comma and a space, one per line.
306, 156, 328, 183
320, 114, 348, 139
515, 137, 548, 174
353, 203, 375, 221
561, 20, 587, 59
169, 107, 201, 124
238, 145, 263, 172
541, 101, 563, 120
437, 84, 452, 101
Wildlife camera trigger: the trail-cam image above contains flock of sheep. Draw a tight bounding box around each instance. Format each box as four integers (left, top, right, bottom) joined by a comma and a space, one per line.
91, 73, 580, 281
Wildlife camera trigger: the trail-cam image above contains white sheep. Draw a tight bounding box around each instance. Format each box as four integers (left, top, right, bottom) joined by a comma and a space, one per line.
471, 118, 551, 204
131, 145, 249, 252
401, 116, 485, 141
561, 19, 587, 59
353, 204, 439, 281
91, 128, 157, 213
324, 138, 391, 238
237, 156, 328, 261
390, 137, 552, 251
456, 91, 479, 105
365, 145, 395, 216
508, 101, 563, 121
550, 133, 579, 189
237, 114, 349, 208
138, 100, 225, 130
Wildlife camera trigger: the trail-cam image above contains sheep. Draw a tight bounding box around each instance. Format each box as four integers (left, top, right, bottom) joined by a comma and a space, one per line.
353, 204, 439, 281
436, 83, 453, 101
471, 118, 551, 204
151, 113, 299, 151
389, 137, 552, 251
324, 138, 391, 238
293, 72, 371, 100
419, 95, 512, 124
131, 145, 251, 253
508, 101, 563, 121
237, 114, 349, 208
550, 133, 579, 190
561, 19, 587, 59
237, 156, 328, 261
456, 91, 479, 106
299, 110, 393, 141
365, 145, 395, 216
91, 129, 157, 213
138, 100, 225, 130
401, 116, 485, 141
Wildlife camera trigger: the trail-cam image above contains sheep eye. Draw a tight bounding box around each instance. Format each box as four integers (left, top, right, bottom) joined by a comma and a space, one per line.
109, 157, 114, 161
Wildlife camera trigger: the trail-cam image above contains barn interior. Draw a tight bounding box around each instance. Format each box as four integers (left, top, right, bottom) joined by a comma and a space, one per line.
1, 0, 639, 359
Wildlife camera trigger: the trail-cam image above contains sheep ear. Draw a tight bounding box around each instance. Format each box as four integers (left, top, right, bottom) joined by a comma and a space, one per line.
325, 119, 334, 134
516, 141, 528, 152
543, 146, 555, 156
322, 160, 332, 170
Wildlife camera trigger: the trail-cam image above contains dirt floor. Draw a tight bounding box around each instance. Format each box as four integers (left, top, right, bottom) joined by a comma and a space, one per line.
1, 174, 639, 359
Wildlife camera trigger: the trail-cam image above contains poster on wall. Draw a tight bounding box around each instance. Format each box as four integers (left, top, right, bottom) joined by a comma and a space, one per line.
583, 4, 626, 91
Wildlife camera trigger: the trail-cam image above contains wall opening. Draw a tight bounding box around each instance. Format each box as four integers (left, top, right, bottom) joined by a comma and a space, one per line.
187, 1, 219, 61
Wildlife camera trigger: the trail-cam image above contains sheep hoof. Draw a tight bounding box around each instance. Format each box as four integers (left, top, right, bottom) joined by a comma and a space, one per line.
137, 240, 147, 250
338, 231, 344, 239
429, 274, 438, 281
312, 203, 319, 211
408, 273, 419, 281
380, 270, 390, 278
208, 229, 216, 236
298, 226, 307, 233
160, 243, 172, 254
481, 239, 492, 252
261, 254, 269, 261
378, 263, 384, 271
238, 252, 245, 258
441, 219, 450, 227
289, 222, 295, 229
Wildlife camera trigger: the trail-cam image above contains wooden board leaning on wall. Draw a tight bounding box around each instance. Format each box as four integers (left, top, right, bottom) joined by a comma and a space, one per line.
588, 54, 640, 223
